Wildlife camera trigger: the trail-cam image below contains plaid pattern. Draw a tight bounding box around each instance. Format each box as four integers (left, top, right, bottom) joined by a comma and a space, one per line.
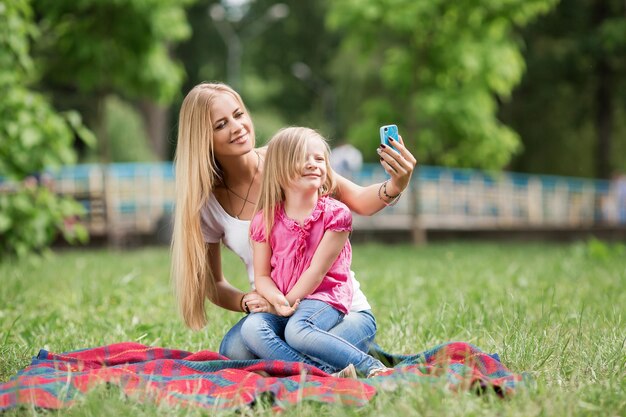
1, 341, 529, 411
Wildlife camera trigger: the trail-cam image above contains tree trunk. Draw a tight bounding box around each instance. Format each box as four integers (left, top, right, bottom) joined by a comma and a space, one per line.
137, 100, 171, 161
592, 0, 613, 180
406, 66, 425, 245
593, 59, 613, 180
94, 93, 109, 163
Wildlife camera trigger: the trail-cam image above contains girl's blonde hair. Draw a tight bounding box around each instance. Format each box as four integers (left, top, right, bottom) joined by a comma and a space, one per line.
171, 82, 251, 330
256, 127, 336, 236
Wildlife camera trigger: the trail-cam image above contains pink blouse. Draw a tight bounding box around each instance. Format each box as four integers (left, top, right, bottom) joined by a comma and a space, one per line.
249, 196, 353, 314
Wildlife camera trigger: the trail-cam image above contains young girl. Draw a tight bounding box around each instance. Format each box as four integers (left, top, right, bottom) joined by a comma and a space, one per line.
242, 127, 389, 378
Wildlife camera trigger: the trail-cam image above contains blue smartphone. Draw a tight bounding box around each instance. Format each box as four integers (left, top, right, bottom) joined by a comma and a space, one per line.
380, 124, 399, 151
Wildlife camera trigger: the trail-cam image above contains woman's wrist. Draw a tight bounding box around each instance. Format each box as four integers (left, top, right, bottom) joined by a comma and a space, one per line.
239, 293, 249, 313
377, 180, 402, 206
384, 180, 402, 197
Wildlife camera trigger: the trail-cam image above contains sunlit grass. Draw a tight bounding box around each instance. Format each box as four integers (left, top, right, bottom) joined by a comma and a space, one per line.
1, 240, 625, 416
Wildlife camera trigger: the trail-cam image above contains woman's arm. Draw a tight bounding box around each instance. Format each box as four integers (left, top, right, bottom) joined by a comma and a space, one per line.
285, 230, 349, 305
205, 242, 270, 313
336, 135, 417, 216
205, 242, 248, 312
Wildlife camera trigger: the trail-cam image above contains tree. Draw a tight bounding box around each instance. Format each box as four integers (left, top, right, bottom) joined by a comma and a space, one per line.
327, 0, 558, 169
33, 0, 194, 160
244, 0, 341, 139
501, 0, 626, 178
174, 0, 340, 148
0, 0, 93, 257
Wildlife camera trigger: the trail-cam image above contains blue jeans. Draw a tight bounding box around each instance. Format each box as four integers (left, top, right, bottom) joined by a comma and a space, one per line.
219, 307, 377, 362
240, 300, 341, 373
239, 300, 384, 375
284, 300, 386, 375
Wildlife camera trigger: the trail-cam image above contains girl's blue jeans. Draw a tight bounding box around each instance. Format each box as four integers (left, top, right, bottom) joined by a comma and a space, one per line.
227, 299, 383, 375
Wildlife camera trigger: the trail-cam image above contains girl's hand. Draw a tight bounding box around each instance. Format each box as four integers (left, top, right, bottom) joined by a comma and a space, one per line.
377, 135, 418, 196
274, 299, 300, 317
242, 291, 272, 313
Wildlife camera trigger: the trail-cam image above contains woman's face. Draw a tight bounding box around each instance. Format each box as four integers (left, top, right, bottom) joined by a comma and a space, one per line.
209, 93, 255, 157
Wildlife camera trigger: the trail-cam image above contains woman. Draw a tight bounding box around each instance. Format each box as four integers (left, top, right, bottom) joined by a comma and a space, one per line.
171, 82, 417, 362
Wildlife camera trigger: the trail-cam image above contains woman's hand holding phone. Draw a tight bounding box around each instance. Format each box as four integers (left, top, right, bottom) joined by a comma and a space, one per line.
379, 124, 400, 152
377, 124, 418, 195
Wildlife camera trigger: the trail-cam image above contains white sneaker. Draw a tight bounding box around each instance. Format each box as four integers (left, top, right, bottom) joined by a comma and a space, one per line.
331, 363, 358, 379
367, 367, 392, 378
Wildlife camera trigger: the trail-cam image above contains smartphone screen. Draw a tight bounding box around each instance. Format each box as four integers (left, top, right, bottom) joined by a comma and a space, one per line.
380, 124, 399, 151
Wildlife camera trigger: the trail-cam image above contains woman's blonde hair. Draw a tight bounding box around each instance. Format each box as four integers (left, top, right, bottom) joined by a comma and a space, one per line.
171, 82, 251, 330
256, 127, 336, 235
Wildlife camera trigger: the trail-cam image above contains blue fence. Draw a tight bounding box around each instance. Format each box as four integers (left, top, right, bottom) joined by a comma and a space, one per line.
352, 164, 618, 230
52, 163, 175, 238
42, 162, 624, 238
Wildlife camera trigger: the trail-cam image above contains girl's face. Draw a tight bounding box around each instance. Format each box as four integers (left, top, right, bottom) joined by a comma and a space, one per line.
209, 93, 254, 157
290, 137, 328, 193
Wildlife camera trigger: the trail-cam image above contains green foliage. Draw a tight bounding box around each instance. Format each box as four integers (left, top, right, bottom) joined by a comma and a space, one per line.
0, 0, 36, 85
0, 183, 88, 258
500, 0, 626, 178
176, 0, 338, 142
0, 87, 92, 179
30, 0, 195, 163
327, 0, 559, 169
104, 95, 156, 162
244, 0, 341, 137
0, 0, 93, 258
34, 0, 193, 104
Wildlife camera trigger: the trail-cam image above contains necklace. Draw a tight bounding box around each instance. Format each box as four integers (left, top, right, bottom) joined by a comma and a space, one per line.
225, 151, 260, 219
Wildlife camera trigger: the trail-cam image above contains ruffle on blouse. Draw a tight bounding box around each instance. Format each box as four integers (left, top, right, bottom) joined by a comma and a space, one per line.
277, 197, 352, 268
276, 197, 322, 264
250, 197, 352, 246
277, 198, 324, 233
277, 196, 352, 232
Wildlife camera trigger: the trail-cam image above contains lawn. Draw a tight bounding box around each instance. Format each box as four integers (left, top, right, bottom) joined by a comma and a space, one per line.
1, 240, 625, 416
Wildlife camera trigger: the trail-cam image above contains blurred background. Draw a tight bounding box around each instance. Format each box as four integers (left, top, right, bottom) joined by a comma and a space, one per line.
1, 0, 626, 255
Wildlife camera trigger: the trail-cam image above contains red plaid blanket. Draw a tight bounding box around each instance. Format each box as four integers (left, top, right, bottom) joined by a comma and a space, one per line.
0, 341, 529, 411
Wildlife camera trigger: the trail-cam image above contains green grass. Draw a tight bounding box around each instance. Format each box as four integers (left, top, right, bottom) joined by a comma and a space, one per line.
1, 240, 625, 416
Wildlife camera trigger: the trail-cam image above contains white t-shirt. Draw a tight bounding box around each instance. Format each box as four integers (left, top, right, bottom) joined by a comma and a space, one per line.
200, 193, 371, 312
